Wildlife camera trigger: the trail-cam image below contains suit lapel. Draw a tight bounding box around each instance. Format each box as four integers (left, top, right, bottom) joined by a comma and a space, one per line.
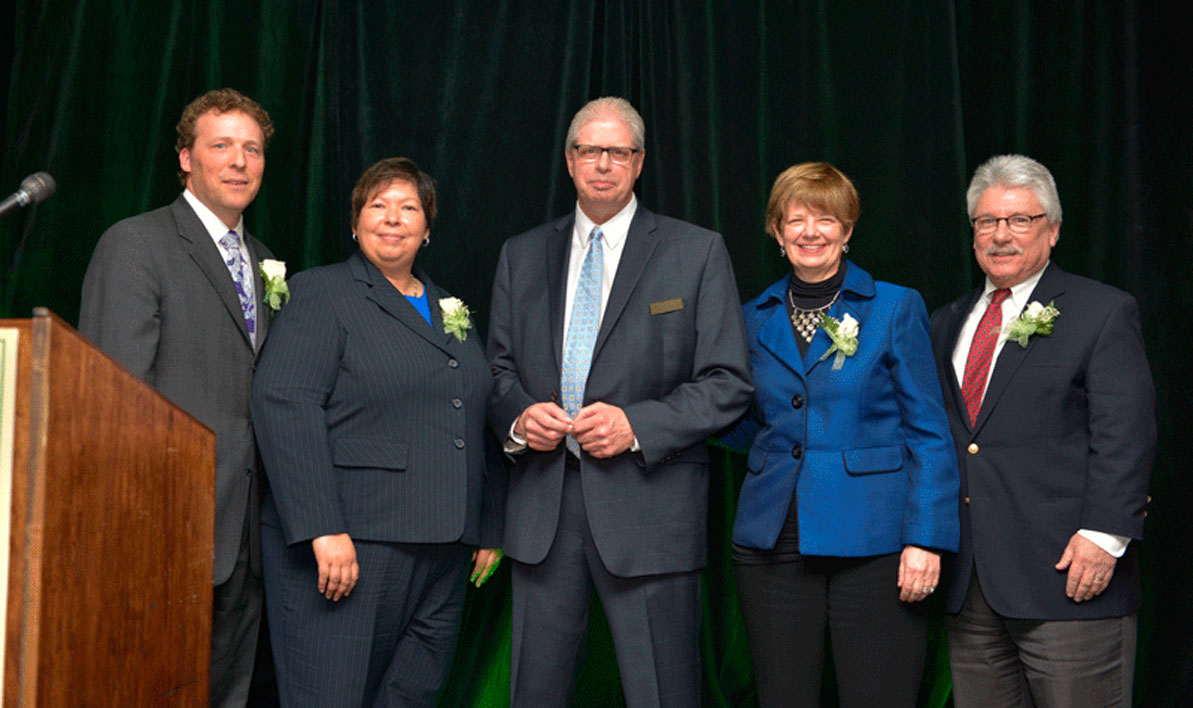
351, 253, 456, 357
802, 261, 875, 375
755, 279, 806, 378
973, 263, 1067, 432
591, 208, 660, 361
546, 215, 573, 372
172, 197, 254, 350
245, 235, 270, 348
942, 289, 982, 431
422, 273, 467, 350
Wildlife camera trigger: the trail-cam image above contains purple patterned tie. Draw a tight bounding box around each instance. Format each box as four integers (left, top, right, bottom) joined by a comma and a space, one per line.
219, 231, 257, 348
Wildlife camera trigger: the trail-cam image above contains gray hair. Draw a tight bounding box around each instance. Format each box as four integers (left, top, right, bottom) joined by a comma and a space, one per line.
966, 154, 1063, 224
565, 97, 646, 151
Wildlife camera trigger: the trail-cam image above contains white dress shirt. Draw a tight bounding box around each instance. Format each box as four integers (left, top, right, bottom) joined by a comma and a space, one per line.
562, 196, 637, 338
951, 262, 1128, 558
183, 188, 248, 265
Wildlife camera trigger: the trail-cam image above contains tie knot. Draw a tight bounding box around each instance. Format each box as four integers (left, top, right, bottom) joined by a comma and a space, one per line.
990, 288, 1011, 306
589, 226, 604, 245
220, 231, 240, 251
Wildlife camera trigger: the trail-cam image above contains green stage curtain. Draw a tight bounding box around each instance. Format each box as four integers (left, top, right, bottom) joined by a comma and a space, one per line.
3, 2, 1189, 706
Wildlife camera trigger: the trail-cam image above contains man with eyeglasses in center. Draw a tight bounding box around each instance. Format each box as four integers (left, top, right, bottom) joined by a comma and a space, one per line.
929, 154, 1155, 707
487, 96, 753, 708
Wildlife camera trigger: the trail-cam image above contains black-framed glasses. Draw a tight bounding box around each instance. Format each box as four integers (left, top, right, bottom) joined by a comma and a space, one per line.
572, 144, 640, 164
971, 213, 1047, 234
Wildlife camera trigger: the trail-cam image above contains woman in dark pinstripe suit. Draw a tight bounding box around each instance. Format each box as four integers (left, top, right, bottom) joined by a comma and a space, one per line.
252, 158, 504, 707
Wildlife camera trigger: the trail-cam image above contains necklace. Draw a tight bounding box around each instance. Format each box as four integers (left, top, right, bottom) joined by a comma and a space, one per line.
788, 289, 839, 343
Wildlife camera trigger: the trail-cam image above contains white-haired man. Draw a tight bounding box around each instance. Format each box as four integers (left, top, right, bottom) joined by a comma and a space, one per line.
488, 96, 752, 707
930, 154, 1155, 707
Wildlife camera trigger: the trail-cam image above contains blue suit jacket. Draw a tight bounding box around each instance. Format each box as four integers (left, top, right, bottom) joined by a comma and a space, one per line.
930, 262, 1155, 619
252, 251, 502, 549
487, 206, 753, 577
727, 261, 959, 557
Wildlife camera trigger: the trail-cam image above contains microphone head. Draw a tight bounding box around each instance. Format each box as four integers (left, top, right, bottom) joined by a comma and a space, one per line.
19, 172, 56, 204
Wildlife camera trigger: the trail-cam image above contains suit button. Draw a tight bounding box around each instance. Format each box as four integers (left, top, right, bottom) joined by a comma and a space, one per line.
448, 358, 459, 368
454, 438, 465, 449
964, 496, 970, 504
791, 395, 804, 409
791, 445, 802, 460
451, 397, 463, 409
967, 443, 979, 455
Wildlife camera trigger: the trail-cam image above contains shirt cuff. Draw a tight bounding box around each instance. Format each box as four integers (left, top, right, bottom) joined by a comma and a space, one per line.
630, 436, 641, 453
504, 420, 528, 454
1078, 529, 1130, 558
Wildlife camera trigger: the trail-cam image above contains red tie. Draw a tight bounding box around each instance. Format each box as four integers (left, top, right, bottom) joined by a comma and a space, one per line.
961, 289, 1011, 426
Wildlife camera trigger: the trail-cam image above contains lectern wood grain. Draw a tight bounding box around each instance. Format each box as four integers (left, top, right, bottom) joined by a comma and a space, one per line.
4, 310, 214, 707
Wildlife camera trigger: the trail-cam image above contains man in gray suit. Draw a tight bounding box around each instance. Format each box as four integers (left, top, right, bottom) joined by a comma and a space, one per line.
79, 88, 274, 708
488, 96, 753, 708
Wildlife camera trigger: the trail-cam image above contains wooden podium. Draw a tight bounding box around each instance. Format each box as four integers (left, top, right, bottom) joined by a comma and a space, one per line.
1, 309, 213, 706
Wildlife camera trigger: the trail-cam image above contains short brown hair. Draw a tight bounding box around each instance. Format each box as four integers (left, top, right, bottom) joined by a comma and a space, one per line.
765, 162, 860, 237
175, 88, 273, 185
350, 157, 438, 231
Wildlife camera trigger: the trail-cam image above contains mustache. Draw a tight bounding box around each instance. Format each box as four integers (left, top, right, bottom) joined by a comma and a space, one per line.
983, 244, 1024, 257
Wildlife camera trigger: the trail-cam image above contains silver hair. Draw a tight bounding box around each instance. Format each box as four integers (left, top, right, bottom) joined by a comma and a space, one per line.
966, 154, 1063, 224
565, 97, 646, 151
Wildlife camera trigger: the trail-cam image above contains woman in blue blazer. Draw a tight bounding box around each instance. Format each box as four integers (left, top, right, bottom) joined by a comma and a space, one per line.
726, 163, 959, 708
252, 158, 503, 707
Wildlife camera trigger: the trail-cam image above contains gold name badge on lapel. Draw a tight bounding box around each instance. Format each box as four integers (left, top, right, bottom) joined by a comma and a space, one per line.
649, 298, 684, 315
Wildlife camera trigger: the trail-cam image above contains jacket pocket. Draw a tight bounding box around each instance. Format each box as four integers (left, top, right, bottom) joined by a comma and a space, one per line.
331, 437, 409, 471
842, 445, 902, 475
746, 446, 769, 474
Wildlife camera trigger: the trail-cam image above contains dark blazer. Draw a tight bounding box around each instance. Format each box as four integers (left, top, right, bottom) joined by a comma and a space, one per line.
726, 262, 959, 557
79, 194, 272, 585
929, 262, 1155, 619
488, 206, 753, 577
251, 251, 501, 549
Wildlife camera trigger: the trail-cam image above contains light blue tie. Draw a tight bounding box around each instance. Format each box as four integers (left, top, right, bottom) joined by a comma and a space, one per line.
219, 230, 257, 348
561, 226, 604, 456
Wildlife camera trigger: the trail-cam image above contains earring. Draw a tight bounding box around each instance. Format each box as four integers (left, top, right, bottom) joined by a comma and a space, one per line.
778, 245, 786, 257
351, 233, 358, 242
842, 243, 850, 254
423, 235, 431, 247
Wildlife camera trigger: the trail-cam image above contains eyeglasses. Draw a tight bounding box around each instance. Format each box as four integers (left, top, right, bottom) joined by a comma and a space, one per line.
971, 213, 1047, 234
572, 144, 640, 164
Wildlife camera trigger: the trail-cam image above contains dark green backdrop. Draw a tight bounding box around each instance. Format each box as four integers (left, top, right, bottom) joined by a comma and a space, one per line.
3, 1, 1189, 706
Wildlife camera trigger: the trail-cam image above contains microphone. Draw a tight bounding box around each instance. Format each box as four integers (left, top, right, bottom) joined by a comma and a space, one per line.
0, 172, 57, 219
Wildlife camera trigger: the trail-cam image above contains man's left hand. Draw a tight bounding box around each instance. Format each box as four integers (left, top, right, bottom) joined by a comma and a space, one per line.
1055, 533, 1117, 602
572, 402, 635, 458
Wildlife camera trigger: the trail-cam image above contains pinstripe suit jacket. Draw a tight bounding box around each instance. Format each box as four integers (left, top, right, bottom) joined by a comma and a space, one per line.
252, 251, 502, 548
79, 195, 271, 584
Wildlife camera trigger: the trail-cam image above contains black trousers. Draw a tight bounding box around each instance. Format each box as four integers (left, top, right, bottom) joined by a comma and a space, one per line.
735, 553, 929, 708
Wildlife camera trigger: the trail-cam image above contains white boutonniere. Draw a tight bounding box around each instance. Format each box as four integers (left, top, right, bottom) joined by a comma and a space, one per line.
439, 297, 473, 342
1003, 300, 1059, 348
259, 259, 290, 311
818, 312, 859, 370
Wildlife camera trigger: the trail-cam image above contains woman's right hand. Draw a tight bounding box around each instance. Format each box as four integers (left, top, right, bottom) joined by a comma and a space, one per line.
311, 533, 359, 601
